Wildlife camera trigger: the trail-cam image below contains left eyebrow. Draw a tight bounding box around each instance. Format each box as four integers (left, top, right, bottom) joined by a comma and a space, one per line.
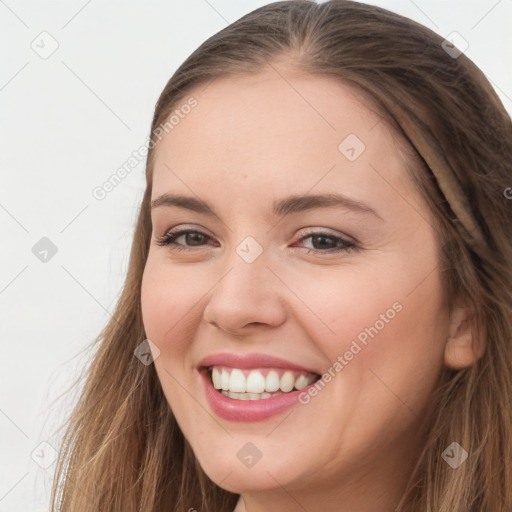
273, 193, 383, 221
150, 192, 383, 221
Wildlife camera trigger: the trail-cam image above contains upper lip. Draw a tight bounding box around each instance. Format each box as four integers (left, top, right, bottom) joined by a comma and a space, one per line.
198, 353, 321, 374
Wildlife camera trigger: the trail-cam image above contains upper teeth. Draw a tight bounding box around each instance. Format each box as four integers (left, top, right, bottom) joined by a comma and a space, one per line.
210, 366, 317, 394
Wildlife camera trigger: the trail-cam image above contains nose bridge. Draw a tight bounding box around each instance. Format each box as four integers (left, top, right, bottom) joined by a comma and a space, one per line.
217, 234, 273, 301
203, 234, 286, 331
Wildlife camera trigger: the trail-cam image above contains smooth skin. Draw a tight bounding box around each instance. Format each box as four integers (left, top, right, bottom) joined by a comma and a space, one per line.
140, 63, 482, 512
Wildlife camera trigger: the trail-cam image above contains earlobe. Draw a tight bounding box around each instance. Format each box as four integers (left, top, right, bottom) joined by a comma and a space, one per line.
444, 306, 485, 370
444, 335, 478, 370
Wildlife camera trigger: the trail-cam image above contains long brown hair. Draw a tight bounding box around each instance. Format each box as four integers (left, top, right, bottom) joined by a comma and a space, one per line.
50, 1, 512, 510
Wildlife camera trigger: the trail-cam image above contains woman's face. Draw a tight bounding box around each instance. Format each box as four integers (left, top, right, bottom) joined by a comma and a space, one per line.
141, 68, 451, 503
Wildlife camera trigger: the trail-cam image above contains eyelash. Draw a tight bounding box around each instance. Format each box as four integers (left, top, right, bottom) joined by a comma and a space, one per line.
155, 228, 357, 254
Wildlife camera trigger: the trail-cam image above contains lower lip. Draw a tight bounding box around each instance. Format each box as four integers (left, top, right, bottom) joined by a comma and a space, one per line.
200, 368, 317, 422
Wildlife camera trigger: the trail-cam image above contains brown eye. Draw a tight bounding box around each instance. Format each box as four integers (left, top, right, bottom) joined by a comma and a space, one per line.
156, 229, 213, 250
297, 231, 357, 254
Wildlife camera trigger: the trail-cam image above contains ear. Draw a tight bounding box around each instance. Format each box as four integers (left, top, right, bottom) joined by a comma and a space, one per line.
444, 305, 485, 370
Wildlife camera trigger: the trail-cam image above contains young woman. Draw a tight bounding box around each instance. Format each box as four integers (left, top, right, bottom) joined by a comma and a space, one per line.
51, 1, 512, 511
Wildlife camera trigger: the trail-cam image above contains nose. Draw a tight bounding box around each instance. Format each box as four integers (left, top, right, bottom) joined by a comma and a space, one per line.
203, 252, 287, 336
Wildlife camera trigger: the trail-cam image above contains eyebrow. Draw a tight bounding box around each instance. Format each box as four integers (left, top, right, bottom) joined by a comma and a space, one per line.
150, 193, 383, 221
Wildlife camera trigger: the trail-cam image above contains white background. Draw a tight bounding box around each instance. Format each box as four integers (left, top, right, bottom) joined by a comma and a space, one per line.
1, 0, 511, 510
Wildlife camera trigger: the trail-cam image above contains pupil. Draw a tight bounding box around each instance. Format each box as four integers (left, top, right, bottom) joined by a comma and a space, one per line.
188, 233, 205, 245
314, 235, 333, 249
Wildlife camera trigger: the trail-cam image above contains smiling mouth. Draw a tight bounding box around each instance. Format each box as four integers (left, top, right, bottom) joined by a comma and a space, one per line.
205, 365, 321, 400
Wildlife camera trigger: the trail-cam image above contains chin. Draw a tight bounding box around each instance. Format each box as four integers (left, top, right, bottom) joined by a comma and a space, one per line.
194, 447, 306, 494
206, 467, 288, 494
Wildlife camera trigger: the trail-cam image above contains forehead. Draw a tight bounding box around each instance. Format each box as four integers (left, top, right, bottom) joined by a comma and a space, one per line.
150, 69, 415, 214
157, 70, 392, 151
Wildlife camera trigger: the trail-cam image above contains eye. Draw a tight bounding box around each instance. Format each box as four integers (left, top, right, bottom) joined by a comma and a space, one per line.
155, 228, 215, 251
295, 230, 357, 254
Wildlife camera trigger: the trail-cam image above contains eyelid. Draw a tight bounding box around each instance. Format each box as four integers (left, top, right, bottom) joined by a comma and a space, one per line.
295, 226, 355, 242
158, 224, 213, 239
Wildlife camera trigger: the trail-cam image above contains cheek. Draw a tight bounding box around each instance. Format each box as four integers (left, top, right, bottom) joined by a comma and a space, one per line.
140, 261, 202, 420
283, 263, 404, 353
140, 259, 200, 354
291, 257, 446, 390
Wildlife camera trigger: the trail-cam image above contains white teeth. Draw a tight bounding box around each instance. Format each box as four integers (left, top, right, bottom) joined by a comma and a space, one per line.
210, 366, 318, 397
294, 374, 311, 390
229, 369, 246, 392
265, 370, 280, 392
221, 369, 230, 391
221, 390, 284, 400
246, 371, 266, 393
212, 367, 221, 389
280, 371, 295, 392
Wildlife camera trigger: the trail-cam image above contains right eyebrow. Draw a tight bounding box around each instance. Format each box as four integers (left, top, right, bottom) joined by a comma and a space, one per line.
151, 194, 216, 216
